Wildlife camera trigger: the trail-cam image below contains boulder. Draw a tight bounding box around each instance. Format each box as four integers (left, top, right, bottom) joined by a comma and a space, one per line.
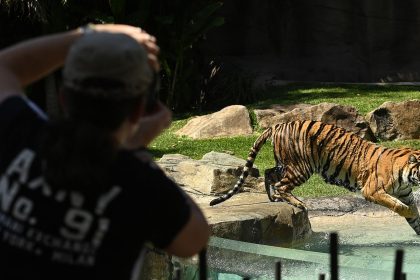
367, 99, 420, 141
142, 151, 315, 278
157, 152, 312, 246
157, 152, 263, 195
255, 103, 377, 141
208, 200, 311, 246
145, 192, 313, 279
198, 192, 312, 247
176, 105, 252, 139
254, 104, 311, 129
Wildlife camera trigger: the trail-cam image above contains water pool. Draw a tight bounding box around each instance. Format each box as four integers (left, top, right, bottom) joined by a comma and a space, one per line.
176, 235, 420, 280
175, 206, 420, 279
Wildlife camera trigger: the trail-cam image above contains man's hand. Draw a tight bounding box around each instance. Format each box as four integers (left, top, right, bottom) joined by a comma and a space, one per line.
0, 23, 160, 103
89, 24, 160, 72
124, 101, 172, 149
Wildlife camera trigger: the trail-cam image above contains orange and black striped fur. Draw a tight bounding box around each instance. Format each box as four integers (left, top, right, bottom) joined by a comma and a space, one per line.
210, 120, 420, 235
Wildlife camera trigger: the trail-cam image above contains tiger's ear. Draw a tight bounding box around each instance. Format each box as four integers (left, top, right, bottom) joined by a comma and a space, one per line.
409, 155, 418, 164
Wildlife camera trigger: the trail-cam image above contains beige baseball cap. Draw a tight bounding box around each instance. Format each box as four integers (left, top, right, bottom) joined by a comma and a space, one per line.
62, 32, 153, 98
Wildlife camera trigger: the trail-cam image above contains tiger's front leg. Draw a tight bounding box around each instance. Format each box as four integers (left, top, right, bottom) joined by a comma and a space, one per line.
362, 181, 417, 219
362, 179, 420, 234
399, 192, 420, 235
362, 188, 416, 218
404, 207, 420, 235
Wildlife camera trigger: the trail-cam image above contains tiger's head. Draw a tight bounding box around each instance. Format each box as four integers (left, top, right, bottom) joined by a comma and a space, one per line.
406, 153, 420, 186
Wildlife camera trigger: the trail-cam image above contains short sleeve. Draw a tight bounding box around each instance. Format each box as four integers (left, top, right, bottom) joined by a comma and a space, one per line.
0, 96, 47, 132
0, 96, 26, 137
0, 96, 47, 164
139, 165, 191, 249
112, 150, 194, 251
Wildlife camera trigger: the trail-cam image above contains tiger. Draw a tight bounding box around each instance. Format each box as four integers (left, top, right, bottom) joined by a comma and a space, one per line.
209, 120, 420, 235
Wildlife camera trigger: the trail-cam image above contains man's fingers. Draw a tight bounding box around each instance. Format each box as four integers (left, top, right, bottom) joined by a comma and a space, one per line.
148, 54, 160, 72
145, 34, 156, 43
143, 41, 159, 55
90, 24, 160, 70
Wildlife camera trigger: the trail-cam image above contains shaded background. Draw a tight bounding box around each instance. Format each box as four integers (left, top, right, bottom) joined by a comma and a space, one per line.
1, 0, 419, 113
204, 0, 420, 83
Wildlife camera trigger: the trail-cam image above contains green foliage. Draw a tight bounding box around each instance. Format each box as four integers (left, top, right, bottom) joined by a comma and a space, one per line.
110, 0, 225, 112
380, 139, 420, 150
155, 1, 225, 111
200, 61, 256, 111
1, 0, 224, 113
0, 0, 46, 22
109, 0, 125, 22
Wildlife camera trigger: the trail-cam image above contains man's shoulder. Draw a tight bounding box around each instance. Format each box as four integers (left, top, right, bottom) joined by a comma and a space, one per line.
0, 95, 48, 121
113, 149, 165, 182
116, 149, 160, 169
0, 96, 48, 160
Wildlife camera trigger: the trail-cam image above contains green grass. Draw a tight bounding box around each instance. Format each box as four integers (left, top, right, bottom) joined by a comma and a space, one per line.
150, 83, 420, 198
252, 83, 420, 114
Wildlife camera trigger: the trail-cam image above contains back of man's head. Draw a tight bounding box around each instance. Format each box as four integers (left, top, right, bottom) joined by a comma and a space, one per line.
63, 32, 153, 99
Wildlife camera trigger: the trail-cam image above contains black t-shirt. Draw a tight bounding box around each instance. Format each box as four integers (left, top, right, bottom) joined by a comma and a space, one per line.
0, 96, 190, 280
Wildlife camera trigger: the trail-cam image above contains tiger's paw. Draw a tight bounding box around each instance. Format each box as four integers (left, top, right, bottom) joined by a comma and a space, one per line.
272, 192, 307, 210
291, 200, 307, 210
395, 203, 417, 219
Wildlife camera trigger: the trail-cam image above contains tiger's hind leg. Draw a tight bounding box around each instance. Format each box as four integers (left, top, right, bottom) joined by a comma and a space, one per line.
268, 166, 307, 209
272, 184, 306, 209
264, 166, 284, 202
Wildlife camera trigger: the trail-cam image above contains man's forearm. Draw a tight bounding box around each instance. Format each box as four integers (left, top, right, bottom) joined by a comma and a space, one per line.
0, 29, 82, 89
0, 24, 160, 103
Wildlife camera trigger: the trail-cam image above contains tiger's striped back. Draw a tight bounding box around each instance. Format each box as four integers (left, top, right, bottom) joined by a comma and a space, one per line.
271, 120, 370, 192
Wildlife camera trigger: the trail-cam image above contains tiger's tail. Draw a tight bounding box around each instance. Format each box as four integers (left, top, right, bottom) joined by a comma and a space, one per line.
209, 127, 273, 206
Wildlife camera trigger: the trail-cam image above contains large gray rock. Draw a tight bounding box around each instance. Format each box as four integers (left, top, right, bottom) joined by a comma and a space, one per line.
157, 152, 312, 245
149, 151, 314, 278
155, 192, 312, 279
157, 152, 262, 195
255, 103, 377, 141
305, 195, 372, 217
199, 192, 312, 247
176, 105, 252, 139
367, 99, 420, 141
209, 202, 311, 246
254, 104, 311, 129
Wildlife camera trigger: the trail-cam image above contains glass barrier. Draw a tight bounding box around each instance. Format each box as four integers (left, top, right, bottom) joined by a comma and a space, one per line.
174, 236, 420, 280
